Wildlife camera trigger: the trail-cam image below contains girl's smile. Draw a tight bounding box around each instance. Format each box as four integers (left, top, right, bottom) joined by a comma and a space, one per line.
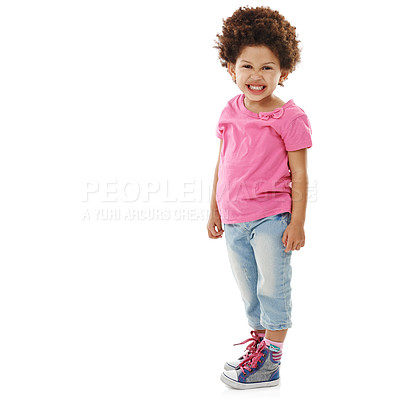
246, 84, 267, 95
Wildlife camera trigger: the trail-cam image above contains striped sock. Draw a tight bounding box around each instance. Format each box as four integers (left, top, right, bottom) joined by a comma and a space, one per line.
264, 338, 283, 362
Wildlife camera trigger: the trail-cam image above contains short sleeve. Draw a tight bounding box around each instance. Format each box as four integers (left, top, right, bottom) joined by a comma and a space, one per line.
280, 115, 312, 151
216, 124, 224, 139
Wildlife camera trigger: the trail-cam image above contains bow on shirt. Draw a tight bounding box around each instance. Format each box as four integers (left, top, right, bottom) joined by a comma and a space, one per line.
258, 107, 284, 121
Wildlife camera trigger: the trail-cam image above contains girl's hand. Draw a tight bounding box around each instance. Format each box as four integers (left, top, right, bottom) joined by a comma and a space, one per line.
282, 221, 305, 252
207, 208, 224, 239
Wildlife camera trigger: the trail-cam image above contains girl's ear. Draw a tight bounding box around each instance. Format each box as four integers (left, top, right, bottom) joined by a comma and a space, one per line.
279, 70, 289, 85
227, 62, 236, 82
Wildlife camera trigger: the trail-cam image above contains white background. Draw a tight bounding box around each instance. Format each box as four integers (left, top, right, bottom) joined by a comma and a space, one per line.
1, 0, 399, 399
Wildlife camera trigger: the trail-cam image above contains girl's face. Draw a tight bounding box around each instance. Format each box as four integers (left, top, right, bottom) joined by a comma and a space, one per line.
228, 45, 288, 107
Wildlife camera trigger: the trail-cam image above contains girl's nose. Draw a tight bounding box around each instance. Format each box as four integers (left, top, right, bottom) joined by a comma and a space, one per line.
250, 72, 262, 80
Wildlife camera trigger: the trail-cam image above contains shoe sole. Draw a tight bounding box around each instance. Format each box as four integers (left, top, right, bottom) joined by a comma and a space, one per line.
220, 372, 280, 390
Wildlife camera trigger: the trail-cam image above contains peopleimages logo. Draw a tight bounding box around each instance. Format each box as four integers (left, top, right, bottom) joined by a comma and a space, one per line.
82, 179, 210, 203
81, 179, 318, 222
81, 178, 215, 222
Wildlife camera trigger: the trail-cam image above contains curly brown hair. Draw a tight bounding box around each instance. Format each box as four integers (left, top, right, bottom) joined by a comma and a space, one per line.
214, 6, 301, 86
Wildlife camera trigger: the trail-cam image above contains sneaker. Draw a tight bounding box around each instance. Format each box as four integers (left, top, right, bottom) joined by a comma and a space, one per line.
224, 331, 264, 371
220, 340, 281, 389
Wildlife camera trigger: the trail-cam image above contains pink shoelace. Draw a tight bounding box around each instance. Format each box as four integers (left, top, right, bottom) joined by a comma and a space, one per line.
238, 340, 267, 375
233, 330, 263, 361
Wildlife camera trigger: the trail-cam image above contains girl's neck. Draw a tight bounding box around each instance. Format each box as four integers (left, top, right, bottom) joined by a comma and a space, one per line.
244, 94, 286, 113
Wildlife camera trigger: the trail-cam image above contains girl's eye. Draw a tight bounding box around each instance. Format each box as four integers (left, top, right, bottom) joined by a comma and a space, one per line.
241, 65, 272, 70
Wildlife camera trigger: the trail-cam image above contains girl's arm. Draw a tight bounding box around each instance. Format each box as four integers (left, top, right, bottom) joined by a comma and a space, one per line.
207, 139, 224, 239
288, 148, 309, 225
210, 139, 223, 212
282, 148, 308, 252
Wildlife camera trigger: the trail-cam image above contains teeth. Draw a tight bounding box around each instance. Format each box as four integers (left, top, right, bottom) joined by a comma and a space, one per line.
249, 85, 264, 90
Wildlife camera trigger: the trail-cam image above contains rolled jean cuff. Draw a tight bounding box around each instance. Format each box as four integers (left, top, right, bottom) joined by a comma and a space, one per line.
261, 321, 292, 331
249, 322, 266, 331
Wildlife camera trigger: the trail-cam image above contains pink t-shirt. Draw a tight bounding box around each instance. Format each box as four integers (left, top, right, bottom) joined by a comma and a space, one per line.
215, 94, 312, 224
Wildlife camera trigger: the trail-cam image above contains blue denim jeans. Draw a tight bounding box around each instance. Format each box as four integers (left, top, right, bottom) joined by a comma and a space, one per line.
223, 212, 293, 331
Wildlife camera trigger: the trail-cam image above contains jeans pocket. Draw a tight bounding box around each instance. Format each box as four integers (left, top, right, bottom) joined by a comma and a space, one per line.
280, 212, 291, 225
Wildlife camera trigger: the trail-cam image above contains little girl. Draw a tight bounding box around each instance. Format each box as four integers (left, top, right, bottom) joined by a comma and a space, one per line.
207, 6, 312, 389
